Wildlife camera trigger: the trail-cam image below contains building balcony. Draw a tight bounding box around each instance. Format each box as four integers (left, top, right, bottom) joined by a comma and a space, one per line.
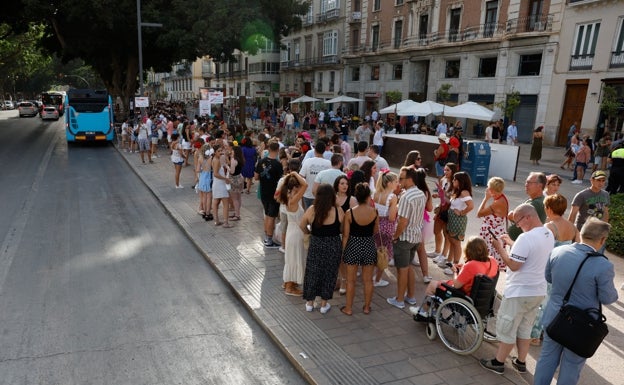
570, 54, 594, 70
505, 14, 553, 34
316, 9, 341, 23
610, 51, 624, 68
302, 15, 313, 27
280, 55, 340, 71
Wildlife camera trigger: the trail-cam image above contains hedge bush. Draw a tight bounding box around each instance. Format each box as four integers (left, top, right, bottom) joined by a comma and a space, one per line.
606, 193, 624, 257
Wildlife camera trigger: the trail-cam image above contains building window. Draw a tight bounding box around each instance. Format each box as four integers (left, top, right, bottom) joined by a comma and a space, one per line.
371, 65, 380, 80
518, 53, 542, 76
329, 71, 335, 92
372, 25, 380, 51
317, 73, 323, 92
353, 0, 361, 12
445, 60, 460, 78
484, 1, 498, 37
373, 0, 381, 11
351, 28, 360, 51
394, 20, 403, 49
570, 22, 600, 70
449, 8, 461, 42
393, 64, 403, 80
419, 14, 429, 40
611, 19, 624, 68
321, 0, 339, 12
528, 0, 544, 31
352, 66, 360, 81
396, 0, 404, 5
478, 57, 497, 77
323, 30, 338, 56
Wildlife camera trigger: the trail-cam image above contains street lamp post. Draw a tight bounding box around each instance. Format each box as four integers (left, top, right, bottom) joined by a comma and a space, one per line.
136, 0, 162, 97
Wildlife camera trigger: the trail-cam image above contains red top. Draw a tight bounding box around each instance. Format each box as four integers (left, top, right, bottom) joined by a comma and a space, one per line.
435, 142, 449, 161
450, 256, 498, 295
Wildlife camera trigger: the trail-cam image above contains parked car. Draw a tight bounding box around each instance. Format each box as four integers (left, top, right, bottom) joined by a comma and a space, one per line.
3, 100, 15, 110
40, 106, 59, 120
18, 102, 38, 117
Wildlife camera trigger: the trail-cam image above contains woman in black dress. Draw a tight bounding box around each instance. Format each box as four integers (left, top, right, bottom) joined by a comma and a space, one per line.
341, 183, 379, 315
300, 184, 344, 314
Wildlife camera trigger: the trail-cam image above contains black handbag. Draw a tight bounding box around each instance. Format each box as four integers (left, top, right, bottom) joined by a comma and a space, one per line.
546, 252, 609, 358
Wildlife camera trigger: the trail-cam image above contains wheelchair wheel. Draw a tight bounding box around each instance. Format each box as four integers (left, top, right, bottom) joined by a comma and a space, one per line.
435, 297, 484, 355
426, 323, 437, 340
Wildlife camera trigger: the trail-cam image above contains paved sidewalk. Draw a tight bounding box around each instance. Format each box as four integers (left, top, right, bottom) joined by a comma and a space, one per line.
116, 143, 623, 385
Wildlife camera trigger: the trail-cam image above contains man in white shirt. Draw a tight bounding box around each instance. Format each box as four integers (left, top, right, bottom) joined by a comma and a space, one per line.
300, 141, 331, 208
369, 145, 389, 171
506, 120, 518, 145
355, 121, 372, 147
371, 110, 379, 122
312, 154, 345, 195
347, 141, 372, 169
480, 204, 554, 375
435, 117, 448, 136
484, 121, 493, 143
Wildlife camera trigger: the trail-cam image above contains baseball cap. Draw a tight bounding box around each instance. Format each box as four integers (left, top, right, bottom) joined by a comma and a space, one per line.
591, 170, 607, 179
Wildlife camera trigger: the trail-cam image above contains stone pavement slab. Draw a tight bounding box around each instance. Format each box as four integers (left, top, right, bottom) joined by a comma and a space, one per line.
116, 142, 623, 385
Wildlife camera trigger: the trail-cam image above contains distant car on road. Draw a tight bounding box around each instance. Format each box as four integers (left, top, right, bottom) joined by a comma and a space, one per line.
3, 100, 15, 110
18, 102, 38, 117
40, 106, 60, 121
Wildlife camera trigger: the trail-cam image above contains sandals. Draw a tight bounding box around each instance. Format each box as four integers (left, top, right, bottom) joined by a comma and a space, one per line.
230, 216, 240, 221
363, 305, 371, 315
214, 221, 223, 226
222, 223, 234, 228
340, 306, 353, 316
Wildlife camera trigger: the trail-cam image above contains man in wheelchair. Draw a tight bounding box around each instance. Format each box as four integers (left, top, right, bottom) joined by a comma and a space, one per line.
409, 237, 498, 318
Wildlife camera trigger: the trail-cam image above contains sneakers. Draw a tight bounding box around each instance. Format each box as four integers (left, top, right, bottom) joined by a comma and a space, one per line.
409, 306, 428, 317
319, 303, 331, 314
278, 246, 285, 253
443, 267, 454, 275
175, 185, 184, 189
571, 179, 583, 184
386, 297, 405, 309
263, 239, 281, 248
374, 279, 390, 287
423, 276, 433, 283
427, 252, 439, 259
388, 258, 395, 267
436, 258, 450, 267
512, 358, 527, 373
433, 254, 446, 264
480, 358, 505, 374
404, 296, 418, 305
305, 303, 314, 312
411, 258, 420, 266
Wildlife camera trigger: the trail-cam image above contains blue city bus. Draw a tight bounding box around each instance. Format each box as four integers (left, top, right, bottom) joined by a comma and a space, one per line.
65, 89, 114, 142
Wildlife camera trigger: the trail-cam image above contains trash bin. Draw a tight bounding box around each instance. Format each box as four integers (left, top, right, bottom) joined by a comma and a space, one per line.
461, 141, 491, 186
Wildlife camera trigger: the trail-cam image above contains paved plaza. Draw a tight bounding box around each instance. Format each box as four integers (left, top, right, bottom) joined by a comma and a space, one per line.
118, 139, 623, 385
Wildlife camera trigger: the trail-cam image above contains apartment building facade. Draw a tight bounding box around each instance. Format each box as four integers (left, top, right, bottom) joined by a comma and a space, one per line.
547, 0, 624, 145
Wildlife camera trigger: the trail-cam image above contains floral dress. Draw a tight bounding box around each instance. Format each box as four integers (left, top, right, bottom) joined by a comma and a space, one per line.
479, 198, 508, 269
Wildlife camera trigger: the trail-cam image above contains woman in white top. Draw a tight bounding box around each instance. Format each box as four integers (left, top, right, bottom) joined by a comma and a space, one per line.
443, 171, 474, 275
211, 144, 233, 228
372, 171, 399, 286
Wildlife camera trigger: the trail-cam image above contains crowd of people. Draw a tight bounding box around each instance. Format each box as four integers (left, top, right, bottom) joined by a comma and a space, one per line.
119, 104, 620, 384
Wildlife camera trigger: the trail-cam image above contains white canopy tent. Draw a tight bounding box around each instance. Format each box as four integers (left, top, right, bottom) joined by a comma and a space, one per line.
289, 95, 320, 104
397, 100, 445, 117
325, 95, 363, 104
379, 99, 419, 115
444, 101, 497, 121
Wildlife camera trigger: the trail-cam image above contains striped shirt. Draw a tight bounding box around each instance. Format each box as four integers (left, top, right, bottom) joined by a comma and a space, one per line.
397, 186, 426, 244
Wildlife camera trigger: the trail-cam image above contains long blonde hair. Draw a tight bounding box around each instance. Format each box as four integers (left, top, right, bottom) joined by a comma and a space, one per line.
375, 170, 398, 192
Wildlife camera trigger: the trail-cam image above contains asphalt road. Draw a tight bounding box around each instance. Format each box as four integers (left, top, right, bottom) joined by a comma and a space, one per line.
0, 111, 304, 384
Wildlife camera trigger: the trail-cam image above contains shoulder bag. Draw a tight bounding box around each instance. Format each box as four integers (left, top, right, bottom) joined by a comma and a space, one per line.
545, 251, 609, 358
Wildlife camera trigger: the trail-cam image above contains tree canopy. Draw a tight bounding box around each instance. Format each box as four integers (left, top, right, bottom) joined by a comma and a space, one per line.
3, 0, 308, 108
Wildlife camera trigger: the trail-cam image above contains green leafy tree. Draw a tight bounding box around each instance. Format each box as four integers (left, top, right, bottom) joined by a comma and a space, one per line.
386, 90, 402, 105
7, 0, 309, 113
495, 90, 521, 120
600, 85, 622, 130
